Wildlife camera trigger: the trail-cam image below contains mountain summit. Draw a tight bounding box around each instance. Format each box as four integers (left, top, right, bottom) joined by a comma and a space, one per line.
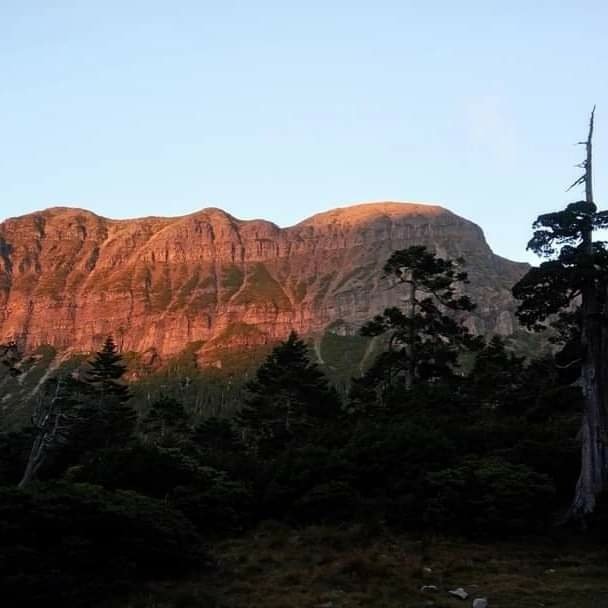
0, 202, 526, 360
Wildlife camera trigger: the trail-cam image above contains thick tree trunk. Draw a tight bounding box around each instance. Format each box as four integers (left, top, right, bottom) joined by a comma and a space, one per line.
572, 309, 608, 517
570, 107, 608, 519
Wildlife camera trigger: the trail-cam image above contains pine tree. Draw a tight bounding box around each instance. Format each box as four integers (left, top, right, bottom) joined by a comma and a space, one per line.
81, 336, 136, 448
85, 336, 131, 401
360, 246, 481, 393
236, 331, 341, 457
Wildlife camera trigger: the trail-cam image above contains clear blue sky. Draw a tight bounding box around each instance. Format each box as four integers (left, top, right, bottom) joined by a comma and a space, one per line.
1, 1, 606, 262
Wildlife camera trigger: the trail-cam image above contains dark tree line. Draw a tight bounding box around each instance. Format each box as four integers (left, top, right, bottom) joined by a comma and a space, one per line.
0, 252, 590, 608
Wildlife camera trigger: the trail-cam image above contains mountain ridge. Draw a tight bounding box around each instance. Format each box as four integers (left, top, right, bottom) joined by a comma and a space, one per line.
0, 201, 527, 363
1, 200, 448, 226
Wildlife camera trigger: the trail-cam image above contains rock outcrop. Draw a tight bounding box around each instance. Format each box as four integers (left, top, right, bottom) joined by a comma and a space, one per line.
0, 202, 527, 360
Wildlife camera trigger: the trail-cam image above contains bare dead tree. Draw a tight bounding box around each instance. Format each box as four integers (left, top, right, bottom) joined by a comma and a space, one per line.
18, 378, 74, 488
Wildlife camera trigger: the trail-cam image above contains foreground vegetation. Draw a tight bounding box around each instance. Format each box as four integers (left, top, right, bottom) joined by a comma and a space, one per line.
0, 314, 596, 607
108, 523, 608, 608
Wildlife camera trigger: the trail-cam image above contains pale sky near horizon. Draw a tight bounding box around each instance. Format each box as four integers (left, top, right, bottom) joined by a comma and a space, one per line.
1, 1, 607, 263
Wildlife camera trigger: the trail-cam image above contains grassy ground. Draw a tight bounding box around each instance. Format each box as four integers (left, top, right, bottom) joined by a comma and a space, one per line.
105, 522, 608, 608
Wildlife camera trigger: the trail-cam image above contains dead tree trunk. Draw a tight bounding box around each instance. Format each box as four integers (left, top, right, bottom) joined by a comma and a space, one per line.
18, 379, 71, 488
570, 107, 608, 519
19, 430, 47, 488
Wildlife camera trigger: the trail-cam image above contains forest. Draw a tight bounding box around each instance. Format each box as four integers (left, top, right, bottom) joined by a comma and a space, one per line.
2, 117, 608, 608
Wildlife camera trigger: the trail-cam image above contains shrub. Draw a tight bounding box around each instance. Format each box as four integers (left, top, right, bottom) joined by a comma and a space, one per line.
424, 457, 555, 536
290, 481, 360, 523
170, 466, 253, 535
259, 446, 351, 518
0, 482, 205, 607
65, 443, 199, 497
343, 419, 455, 497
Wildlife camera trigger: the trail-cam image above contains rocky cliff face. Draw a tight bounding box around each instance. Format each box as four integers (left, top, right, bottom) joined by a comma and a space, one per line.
0, 202, 527, 362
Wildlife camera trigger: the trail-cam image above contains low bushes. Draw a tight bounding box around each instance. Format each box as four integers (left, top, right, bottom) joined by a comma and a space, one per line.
0, 482, 206, 607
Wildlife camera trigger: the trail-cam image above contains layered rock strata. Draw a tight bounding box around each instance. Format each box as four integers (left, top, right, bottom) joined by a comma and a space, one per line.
0, 202, 527, 359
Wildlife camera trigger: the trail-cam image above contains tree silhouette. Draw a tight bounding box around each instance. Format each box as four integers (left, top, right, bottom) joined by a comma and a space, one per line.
360, 246, 480, 392
513, 108, 608, 520
237, 331, 341, 457
81, 336, 136, 449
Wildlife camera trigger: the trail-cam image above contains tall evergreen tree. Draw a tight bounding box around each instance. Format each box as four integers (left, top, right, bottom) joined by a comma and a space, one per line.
359, 246, 480, 394
237, 331, 341, 457
81, 336, 136, 448
513, 109, 608, 520
85, 336, 131, 401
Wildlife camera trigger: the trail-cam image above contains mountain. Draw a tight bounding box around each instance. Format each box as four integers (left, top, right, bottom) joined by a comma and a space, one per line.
0, 202, 527, 364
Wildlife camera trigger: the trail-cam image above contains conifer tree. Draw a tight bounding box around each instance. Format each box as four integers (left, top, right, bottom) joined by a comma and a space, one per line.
81, 336, 136, 448
237, 331, 341, 457
360, 246, 480, 393
85, 336, 131, 401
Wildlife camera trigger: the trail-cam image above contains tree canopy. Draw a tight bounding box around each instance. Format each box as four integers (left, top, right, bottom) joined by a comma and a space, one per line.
237, 331, 341, 457
359, 245, 481, 394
